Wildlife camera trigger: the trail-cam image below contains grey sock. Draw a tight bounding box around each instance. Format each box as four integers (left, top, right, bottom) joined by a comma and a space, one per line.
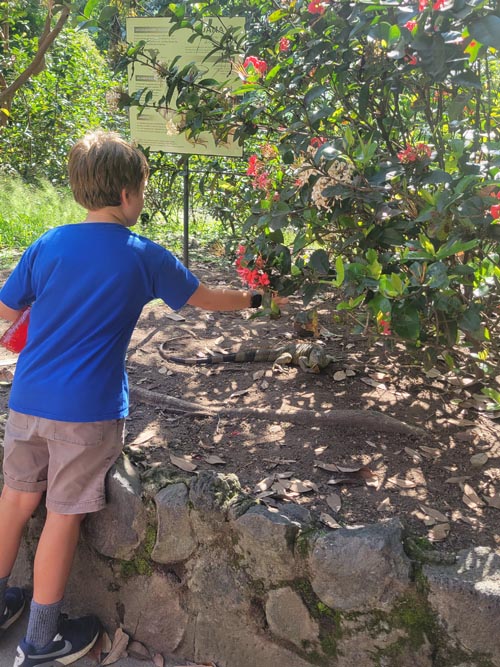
26, 598, 63, 649
0, 575, 8, 616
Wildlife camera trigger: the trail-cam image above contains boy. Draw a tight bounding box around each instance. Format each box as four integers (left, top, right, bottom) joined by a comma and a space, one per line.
0, 130, 284, 667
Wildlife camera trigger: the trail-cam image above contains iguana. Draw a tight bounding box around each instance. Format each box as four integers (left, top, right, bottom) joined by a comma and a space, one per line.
159, 341, 335, 373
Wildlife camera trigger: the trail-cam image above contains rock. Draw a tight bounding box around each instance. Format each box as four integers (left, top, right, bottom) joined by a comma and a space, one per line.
84, 455, 147, 560
189, 471, 247, 543
152, 483, 196, 564
424, 546, 500, 666
121, 572, 188, 654
193, 611, 316, 667
234, 505, 300, 582
309, 519, 411, 611
265, 587, 319, 648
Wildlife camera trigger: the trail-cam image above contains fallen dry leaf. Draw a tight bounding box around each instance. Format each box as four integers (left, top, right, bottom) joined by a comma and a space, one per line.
387, 476, 418, 489
428, 523, 450, 542
418, 445, 442, 459
485, 494, 500, 509
204, 455, 226, 465
360, 377, 387, 390
101, 632, 112, 655
404, 447, 422, 462
326, 493, 342, 513
333, 370, 347, 382
314, 460, 340, 472
462, 483, 486, 510
320, 512, 341, 529
328, 466, 376, 486
130, 427, 157, 446
288, 479, 318, 493
377, 497, 392, 511
470, 453, 488, 468
445, 476, 471, 485
420, 505, 449, 524
170, 454, 197, 473
100, 627, 129, 666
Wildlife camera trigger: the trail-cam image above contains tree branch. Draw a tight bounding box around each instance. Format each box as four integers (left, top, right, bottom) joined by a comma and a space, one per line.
0, 4, 70, 109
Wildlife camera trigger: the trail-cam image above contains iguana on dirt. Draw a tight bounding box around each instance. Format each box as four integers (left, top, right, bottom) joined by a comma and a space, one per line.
159, 341, 335, 373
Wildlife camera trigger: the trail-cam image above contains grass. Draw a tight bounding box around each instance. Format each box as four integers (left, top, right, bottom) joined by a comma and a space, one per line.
0, 176, 85, 252
0, 175, 233, 272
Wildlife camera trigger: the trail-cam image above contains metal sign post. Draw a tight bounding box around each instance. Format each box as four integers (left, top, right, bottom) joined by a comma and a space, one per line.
182, 155, 190, 268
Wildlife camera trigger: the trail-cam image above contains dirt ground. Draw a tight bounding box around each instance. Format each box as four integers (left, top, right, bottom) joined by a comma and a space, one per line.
0, 258, 499, 554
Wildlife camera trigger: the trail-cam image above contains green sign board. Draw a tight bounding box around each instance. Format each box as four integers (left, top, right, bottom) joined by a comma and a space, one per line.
126, 17, 244, 157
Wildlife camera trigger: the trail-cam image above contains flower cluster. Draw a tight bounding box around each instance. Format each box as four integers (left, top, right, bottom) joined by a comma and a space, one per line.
397, 143, 432, 164
295, 151, 355, 211
235, 245, 270, 289
378, 315, 392, 336
308, 0, 329, 14
247, 154, 272, 191
418, 0, 446, 10
490, 192, 500, 220
405, 20, 418, 31
243, 56, 267, 78
279, 37, 291, 52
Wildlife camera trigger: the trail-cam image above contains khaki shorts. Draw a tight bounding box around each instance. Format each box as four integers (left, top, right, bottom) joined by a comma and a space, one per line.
2, 409, 124, 514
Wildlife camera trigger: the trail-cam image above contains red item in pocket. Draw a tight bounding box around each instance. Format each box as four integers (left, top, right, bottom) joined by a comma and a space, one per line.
0, 307, 31, 353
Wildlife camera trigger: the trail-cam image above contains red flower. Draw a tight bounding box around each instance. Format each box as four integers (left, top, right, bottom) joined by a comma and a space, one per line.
279, 37, 291, 52
253, 171, 271, 191
243, 56, 267, 77
235, 246, 270, 289
308, 0, 328, 14
379, 319, 392, 336
405, 20, 418, 31
310, 136, 327, 148
247, 155, 259, 176
490, 204, 500, 220
397, 143, 432, 164
419, 0, 446, 9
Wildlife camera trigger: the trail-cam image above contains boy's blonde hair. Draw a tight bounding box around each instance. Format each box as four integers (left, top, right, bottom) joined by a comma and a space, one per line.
68, 130, 149, 210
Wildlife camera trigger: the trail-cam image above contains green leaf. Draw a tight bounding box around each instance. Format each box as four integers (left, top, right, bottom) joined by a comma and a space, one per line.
83, 0, 100, 19
308, 249, 330, 275
435, 238, 478, 260
99, 5, 118, 21
333, 255, 344, 287
393, 305, 420, 340
469, 15, 500, 50
268, 8, 288, 22
459, 304, 482, 334
305, 85, 328, 106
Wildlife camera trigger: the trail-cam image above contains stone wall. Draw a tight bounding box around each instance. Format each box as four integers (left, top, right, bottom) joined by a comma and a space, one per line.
4, 456, 500, 667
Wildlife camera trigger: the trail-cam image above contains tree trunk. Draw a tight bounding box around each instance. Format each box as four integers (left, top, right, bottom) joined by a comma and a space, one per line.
0, 2, 70, 127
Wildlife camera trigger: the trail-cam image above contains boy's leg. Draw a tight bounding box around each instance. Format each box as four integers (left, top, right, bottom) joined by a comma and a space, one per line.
0, 486, 42, 627
32, 511, 84, 605
25, 511, 85, 648
0, 486, 43, 580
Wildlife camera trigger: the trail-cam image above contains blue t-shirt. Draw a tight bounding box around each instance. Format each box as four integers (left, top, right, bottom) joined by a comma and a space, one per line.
0, 223, 199, 421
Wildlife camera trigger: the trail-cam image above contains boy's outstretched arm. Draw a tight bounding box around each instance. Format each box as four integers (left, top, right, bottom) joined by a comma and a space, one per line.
0, 301, 22, 323
187, 283, 288, 311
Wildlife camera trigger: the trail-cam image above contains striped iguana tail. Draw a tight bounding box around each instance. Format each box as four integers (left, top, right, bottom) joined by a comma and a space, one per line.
159, 344, 281, 365
159, 341, 335, 372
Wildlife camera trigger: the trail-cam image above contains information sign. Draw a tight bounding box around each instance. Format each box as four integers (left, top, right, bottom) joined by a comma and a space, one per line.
126, 17, 244, 157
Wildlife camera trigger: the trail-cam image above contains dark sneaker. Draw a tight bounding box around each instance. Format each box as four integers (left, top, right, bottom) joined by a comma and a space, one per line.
0, 588, 26, 633
13, 614, 100, 667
